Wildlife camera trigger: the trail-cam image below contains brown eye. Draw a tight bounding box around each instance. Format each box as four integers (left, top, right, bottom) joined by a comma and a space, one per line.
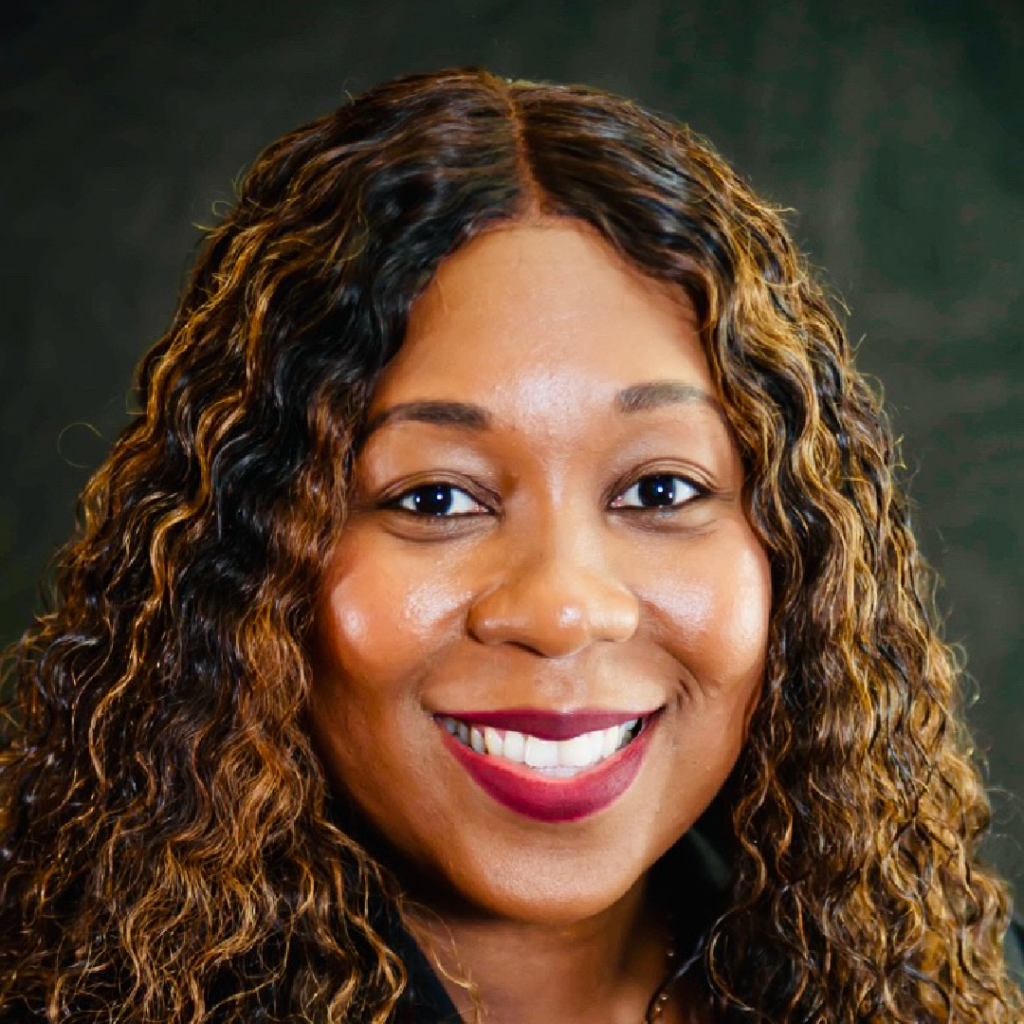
611, 474, 701, 510
390, 483, 486, 516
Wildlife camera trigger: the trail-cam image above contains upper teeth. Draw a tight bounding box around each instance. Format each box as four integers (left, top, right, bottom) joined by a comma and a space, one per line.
439, 717, 640, 774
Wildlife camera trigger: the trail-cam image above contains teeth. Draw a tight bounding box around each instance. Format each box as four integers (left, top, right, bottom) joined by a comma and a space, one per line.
559, 733, 594, 768
483, 726, 503, 757
502, 729, 525, 762
601, 725, 619, 758
524, 736, 559, 768
440, 716, 644, 774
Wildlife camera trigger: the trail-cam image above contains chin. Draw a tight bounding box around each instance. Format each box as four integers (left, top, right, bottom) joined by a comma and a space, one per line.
388, 809, 682, 927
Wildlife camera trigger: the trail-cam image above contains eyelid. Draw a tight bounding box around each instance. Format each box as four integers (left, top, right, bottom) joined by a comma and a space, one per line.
608, 471, 707, 510
384, 480, 493, 517
379, 467, 710, 519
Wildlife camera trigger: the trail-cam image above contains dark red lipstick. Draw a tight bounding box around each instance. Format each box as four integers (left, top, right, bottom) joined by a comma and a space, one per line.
437, 710, 661, 823
434, 707, 653, 740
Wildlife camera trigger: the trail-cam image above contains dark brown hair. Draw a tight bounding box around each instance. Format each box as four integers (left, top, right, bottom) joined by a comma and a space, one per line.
1, 67, 1020, 1022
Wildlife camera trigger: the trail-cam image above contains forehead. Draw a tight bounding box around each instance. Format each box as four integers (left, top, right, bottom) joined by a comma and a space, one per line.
369, 220, 713, 420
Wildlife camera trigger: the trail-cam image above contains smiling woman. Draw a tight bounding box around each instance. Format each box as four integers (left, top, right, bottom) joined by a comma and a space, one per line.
309, 224, 770, 949
0, 69, 1021, 1023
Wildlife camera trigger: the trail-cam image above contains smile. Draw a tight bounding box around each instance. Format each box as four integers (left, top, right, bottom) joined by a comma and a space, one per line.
437, 715, 643, 777
435, 708, 662, 822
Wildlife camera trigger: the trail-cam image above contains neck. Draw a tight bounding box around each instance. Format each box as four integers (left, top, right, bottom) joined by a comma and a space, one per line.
403, 873, 682, 1024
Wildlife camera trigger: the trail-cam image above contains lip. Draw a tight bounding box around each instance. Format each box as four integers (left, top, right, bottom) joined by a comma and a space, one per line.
432, 707, 658, 740
438, 710, 662, 823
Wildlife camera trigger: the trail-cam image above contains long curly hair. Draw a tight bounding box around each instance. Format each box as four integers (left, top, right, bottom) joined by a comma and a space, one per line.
0, 67, 1020, 1023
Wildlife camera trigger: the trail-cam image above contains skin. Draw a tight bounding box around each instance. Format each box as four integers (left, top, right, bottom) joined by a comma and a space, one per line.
309, 220, 771, 1023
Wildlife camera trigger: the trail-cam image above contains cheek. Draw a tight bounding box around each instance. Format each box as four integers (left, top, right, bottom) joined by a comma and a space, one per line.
636, 531, 770, 829
308, 533, 467, 821
643, 528, 771, 695
710, 540, 772, 680
314, 531, 469, 693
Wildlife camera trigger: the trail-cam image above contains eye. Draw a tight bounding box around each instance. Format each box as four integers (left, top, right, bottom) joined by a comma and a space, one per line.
389, 483, 487, 517
610, 473, 702, 510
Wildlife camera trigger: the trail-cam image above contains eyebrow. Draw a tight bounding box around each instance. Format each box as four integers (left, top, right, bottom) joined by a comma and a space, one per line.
615, 381, 724, 418
362, 400, 492, 438
361, 380, 725, 438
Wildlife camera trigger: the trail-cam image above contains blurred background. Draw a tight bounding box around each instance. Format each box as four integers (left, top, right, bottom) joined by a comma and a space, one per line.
2, 0, 1021, 895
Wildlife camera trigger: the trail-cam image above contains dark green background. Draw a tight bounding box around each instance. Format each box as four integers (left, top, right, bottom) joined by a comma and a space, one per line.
2, 1, 1021, 895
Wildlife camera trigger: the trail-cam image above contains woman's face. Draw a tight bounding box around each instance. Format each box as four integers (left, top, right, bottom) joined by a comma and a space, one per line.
310, 221, 770, 924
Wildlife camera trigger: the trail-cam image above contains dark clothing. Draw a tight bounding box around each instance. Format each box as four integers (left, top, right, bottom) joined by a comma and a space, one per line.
388, 917, 463, 1023
1008, 914, 1024, 983
386, 828, 1024, 1022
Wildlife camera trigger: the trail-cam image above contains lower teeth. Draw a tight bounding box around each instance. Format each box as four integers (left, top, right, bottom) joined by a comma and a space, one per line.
531, 765, 591, 778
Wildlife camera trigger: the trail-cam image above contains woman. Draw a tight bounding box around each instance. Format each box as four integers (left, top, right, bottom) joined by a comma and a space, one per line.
0, 68, 1020, 1022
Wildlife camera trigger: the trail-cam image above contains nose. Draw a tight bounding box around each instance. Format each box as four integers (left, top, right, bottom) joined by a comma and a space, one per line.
467, 534, 640, 657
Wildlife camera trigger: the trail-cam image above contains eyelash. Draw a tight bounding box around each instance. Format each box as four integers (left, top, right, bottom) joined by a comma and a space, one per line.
384, 473, 707, 518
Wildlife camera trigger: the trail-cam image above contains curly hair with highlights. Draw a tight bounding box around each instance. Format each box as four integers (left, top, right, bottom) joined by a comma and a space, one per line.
0, 68, 1020, 1023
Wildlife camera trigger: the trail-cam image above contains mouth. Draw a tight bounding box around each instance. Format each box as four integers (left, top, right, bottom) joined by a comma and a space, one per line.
436, 711, 648, 777
434, 707, 663, 822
